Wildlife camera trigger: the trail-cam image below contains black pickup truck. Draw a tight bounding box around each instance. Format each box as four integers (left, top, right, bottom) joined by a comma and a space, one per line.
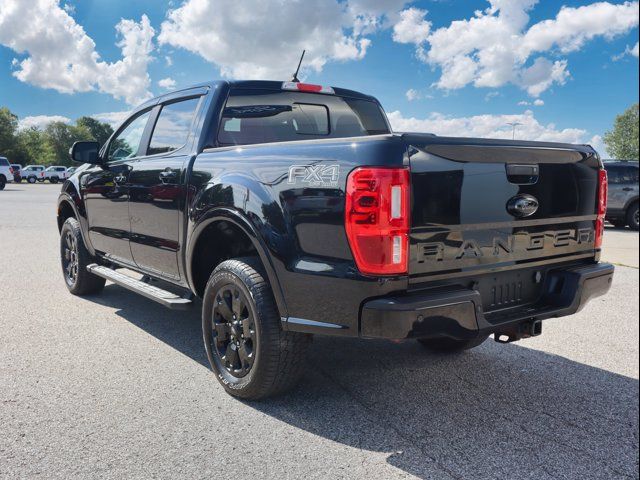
58, 80, 614, 399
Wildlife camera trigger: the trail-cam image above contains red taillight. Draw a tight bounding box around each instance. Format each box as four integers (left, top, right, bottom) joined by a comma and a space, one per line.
9, 167, 13, 174
345, 167, 410, 275
281, 81, 335, 94
595, 168, 608, 249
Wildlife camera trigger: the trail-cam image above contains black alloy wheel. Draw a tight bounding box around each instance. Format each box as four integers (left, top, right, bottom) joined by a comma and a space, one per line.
210, 285, 256, 378
202, 257, 311, 399
62, 228, 79, 286
59, 217, 105, 295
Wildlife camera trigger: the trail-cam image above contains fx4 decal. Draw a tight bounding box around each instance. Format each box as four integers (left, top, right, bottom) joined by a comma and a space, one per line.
288, 165, 340, 187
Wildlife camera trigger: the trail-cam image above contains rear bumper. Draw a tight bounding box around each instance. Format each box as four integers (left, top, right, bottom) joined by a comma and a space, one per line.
360, 262, 614, 340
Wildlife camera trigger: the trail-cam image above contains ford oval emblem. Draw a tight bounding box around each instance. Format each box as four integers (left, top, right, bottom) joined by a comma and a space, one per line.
507, 194, 539, 218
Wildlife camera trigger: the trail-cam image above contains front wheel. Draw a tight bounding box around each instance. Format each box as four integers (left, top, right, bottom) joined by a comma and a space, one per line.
627, 202, 639, 231
60, 217, 106, 295
202, 257, 311, 400
418, 335, 489, 353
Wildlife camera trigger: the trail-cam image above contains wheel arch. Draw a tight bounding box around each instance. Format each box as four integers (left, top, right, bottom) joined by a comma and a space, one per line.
57, 190, 96, 256
186, 207, 288, 318
624, 196, 639, 212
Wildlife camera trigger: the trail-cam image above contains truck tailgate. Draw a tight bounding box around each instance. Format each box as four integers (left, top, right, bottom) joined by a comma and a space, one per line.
406, 135, 601, 288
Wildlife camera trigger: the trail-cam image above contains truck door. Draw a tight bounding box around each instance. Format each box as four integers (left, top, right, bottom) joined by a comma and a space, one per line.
128, 96, 202, 280
82, 109, 153, 264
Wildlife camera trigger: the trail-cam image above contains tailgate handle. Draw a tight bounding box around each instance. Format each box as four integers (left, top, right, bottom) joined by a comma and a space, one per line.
506, 164, 539, 185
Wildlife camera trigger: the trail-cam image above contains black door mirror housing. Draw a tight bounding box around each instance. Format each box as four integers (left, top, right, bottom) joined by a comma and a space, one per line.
70, 141, 101, 164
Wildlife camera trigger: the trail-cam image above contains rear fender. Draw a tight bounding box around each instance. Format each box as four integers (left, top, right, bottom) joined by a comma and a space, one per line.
186, 207, 288, 318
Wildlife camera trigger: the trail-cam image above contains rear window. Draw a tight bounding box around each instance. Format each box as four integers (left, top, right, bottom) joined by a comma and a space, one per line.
218, 89, 389, 146
0, 158, 9, 166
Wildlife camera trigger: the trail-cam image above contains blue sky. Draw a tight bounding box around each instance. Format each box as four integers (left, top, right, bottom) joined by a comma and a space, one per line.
0, 0, 638, 155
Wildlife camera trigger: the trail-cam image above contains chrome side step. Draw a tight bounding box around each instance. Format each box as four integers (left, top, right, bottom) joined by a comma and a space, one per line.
87, 264, 192, 310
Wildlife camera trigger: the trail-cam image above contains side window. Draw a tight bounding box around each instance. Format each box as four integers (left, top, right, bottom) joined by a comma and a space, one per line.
607, 167, 621, 185
621, 166, 639, 184
148, 97, 200, 155
108, 110, 151, 162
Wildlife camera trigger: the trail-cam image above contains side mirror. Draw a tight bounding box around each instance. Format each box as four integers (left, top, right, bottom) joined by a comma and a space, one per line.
69, 141, 101, 164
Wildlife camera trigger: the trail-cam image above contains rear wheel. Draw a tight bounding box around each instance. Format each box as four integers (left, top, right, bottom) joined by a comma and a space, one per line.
202, 257, 311, 400
0, 176, 5, 190
418, 335, 489, 353
50, 176, 59, 184
627, 202, 639, 231
60, 217, 106, 295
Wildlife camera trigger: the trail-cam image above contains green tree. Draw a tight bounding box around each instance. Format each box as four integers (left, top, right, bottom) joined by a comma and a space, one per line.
44, 121, 92, 166
16, 127, 55, 165
76, 116, 114, 148
0, 107, 115, 166
0, 107, 19, 156
603, 103, 639, 160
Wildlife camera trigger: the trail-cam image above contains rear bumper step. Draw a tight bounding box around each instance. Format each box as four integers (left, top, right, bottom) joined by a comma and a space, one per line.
360, 262, 614, 340
87, 264, 192, 310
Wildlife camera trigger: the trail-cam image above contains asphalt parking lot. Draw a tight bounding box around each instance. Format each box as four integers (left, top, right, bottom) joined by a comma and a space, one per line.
1, 183, 638, 480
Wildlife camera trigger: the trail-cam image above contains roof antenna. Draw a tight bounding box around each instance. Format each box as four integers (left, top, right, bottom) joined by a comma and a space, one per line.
291, 50, 305, 83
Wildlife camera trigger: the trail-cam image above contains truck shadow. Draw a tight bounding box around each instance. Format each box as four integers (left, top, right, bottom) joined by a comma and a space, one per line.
92, 284, 639, 480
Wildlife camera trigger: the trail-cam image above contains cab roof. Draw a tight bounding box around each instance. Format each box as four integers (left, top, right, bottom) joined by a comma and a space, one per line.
138, 80, 379, 111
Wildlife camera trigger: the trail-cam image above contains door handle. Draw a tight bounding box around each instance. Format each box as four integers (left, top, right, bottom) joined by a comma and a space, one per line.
159, 169, 177, 183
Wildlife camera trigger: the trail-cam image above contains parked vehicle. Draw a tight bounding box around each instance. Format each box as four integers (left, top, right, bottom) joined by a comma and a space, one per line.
604, 160, 639, 230
0, 156, 14, 190
11, 164, 22, 182
20, 165, 45, 183
43, 166, 70, 184
57, 80, 614, 399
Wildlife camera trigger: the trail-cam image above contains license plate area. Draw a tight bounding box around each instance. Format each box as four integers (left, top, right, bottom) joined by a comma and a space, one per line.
477, 269, 544, 313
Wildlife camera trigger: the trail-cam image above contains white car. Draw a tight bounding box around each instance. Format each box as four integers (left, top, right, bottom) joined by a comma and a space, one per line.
20, 165, 45, 183
43, 166, 70, 183
0, 156, 14, 190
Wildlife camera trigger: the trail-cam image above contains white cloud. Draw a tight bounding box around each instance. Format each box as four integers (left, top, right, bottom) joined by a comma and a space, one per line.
91, 111, 131, 128
588, 134, 608, 157
158, 0, 406, 79
0, 0, 155, 105
405, 88, 433, 101
387, 109, 590, 144
518, 98, 544, 106
613, 41, 639, 60
392, 7, 431, 44
158, 77, 177, 90
395, 0, 639, 97
484, 91, 500, 101
18, 115, 71, 130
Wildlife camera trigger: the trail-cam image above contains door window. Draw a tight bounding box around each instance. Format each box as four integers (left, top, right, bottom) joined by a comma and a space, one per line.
108, 110, 151, 162
147, 98, 200, 155
620, 166, 639, 184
